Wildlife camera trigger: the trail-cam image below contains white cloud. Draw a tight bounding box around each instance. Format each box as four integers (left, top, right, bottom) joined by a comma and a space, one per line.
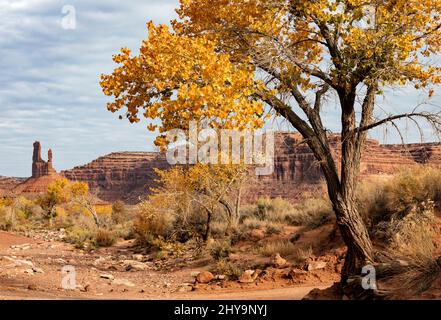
0, 0, 439, 177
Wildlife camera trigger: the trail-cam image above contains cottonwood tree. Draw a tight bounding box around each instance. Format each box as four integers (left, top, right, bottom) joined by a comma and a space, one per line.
101, 0, 441, 288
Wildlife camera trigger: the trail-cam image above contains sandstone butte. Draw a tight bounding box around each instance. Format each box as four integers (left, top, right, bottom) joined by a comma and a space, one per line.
1, 132, 441, 204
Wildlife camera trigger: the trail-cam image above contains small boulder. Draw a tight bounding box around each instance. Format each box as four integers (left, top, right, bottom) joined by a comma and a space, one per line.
178, 284, 194, 292
27, 284, 37, 291
132, 254, 144, 262
271, 253, 287, 268
32, 267, 44, 274
24, 268, 34, 274
306, 261, 327, 271
100, 274, 114, 280
196, 271, 214, 284
239, 270, 256, 283
123, 260, 147, 271
287, 269, 308, 282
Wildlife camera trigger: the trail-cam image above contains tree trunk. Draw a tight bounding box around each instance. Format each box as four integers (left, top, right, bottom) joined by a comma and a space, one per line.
333, 87, 375, 284
204, 209, 212, 241
332, 196, 374, 283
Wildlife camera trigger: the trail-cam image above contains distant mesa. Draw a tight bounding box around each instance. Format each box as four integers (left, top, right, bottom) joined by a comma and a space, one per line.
2, 134, 441, 204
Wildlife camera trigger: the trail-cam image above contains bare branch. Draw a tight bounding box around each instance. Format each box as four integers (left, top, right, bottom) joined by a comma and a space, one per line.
355, 112, 441, 133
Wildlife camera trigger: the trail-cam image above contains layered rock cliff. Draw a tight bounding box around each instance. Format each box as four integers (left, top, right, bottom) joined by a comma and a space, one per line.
61, 132, 441, 204
62, 152, 170, 203
4, 134, 441, 204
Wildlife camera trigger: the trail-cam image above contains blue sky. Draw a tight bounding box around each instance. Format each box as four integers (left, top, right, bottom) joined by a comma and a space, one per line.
0, 0, 440, 177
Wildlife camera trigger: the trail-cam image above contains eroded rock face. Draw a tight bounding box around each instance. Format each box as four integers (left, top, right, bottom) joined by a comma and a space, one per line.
32, 141, 56, 178
11, 142, 61, 197
0, 176, 26, 193
5, 134, 441, 204
62, 152, 170, 204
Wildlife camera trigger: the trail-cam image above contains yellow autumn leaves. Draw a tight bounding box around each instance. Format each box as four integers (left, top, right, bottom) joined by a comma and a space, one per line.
100, 22, 265, 147
101, 0, 441, 146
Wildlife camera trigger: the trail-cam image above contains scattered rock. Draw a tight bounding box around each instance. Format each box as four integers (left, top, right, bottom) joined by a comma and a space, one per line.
32, 267, 44, 274
196, 271, 214, 284
306, 261, 327, 271
24, 268, 34, 274
100, 274, 114, 280
164, 282, 172, 288
215, 275, 226, 280
5, 257, 34, 268
190, 271, 201, 277
287, 269, 309, 282
271, 253, 287, 268
113, 279, 135, 287
178, 284, 194, 292
93, 257, 107, 267
132, 254, 144, 262
83, 283, 92, 292
123, 260, 148, 271
239, 270, 256, 283
27, 284, 37, 291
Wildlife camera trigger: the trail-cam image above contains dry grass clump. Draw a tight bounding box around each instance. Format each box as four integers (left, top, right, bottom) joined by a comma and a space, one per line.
242, 197, 332, 229
293, 246, 314, 265
94, 228, 117, 247
357, 167, 441, 297
133, 200, 176, 246
358, 167, 439, 258
257, 239, 296, 257
207, 239, 232, 260
359, 167, 441, 226
212, 259, 244, 280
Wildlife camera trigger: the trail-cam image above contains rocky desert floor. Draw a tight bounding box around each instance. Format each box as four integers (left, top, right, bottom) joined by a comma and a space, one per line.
0, 229, 338, 300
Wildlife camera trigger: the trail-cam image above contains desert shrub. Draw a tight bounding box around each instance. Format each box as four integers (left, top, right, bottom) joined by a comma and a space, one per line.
242, 197, 332, 229
134, 200, 176, 246
375, 201, 436, 257
0, 206, 17, 231
255, 197, 294, 221
257, 239, 296, 257
208, 240, 232, 260
0, 199, 35, 231
285, 198, 333, 228
94, 228, 117, 247
293, 246, 314, 265
113, 220, 135, 240
265, 222, 283, 235
65, 224, 117, 250
241, 217, 267, 230
212, 259, 244, 280
65, 225, 96, 249
111, 200, 126, 224
359, 167, 441, 226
